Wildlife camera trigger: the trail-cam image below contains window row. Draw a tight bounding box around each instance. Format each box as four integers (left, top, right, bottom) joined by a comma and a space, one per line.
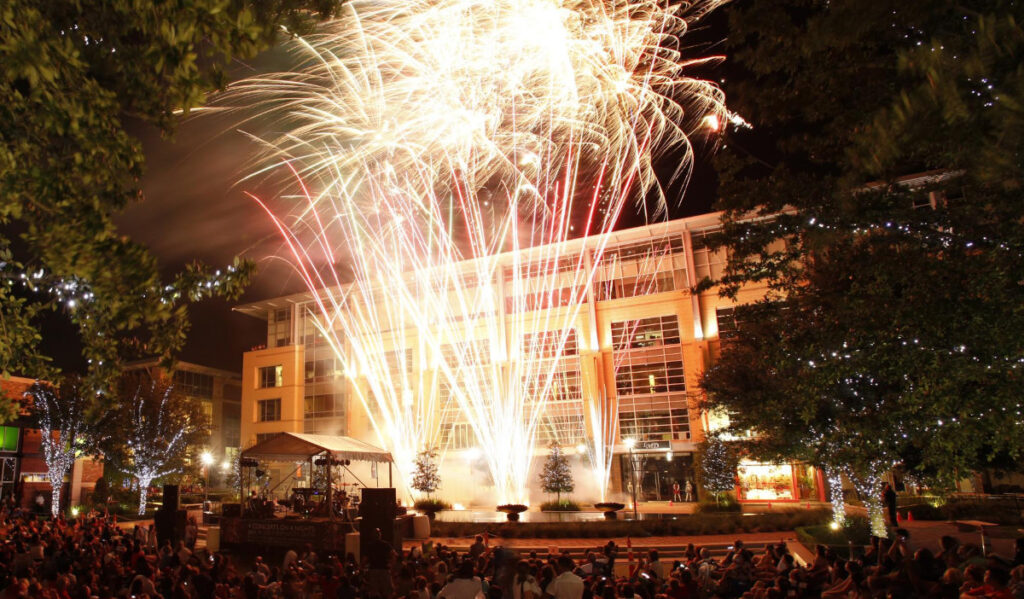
258, 365, 283, 389
172, 370, 214, 400
615, 360, 686, 396
619, 408, 691, 442
521, 329, 578, 359
305, 394, 346, 419
611, 315, 681, 351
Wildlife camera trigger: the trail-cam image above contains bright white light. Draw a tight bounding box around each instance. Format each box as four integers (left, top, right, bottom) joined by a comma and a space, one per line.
452, 503, 466, 511
666, 451, 673, 461
224, 0, 726, 504
624, 438, 636, 449
829, 521, 841, 530
221, 461, 232, 472
200, 451, 215, 466
575, 444, 586, 454
465, 447, 481, 460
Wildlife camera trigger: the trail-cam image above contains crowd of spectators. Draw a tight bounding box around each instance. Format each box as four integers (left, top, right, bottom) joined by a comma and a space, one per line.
3, 502, 1024, 599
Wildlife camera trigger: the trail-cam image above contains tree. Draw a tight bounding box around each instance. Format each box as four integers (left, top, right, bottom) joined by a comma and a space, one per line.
26, 378, 108, 517
0, 386, 20, 425
104, 377, 209, 515
539, 442, 574, 502
701, 0, 1024, 523
0, 0, 342, 388
695, 432, 738, 505
411, 447, 441, 497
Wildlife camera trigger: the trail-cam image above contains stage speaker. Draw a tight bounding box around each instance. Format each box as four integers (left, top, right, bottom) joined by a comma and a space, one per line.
222, 503, 241, 517
161, 484, 179, 512
359, 488, 398, 549
154, 509, 187, 545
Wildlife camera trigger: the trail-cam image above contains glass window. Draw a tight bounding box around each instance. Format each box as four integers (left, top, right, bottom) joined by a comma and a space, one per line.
304, 394, 346, 419
304, 358, 334, 382
172, 370, 214, 399
611, 315, 681, 350
619, 393, 692, 442
257, 399, 281, 422
615, 361, 686, 395
715, 307, 738, 340
258, 365, 283, 388
521, 329, 577, 359
0, 427, 19, 452
267, 308, 292, 347
440, 423, 476, 450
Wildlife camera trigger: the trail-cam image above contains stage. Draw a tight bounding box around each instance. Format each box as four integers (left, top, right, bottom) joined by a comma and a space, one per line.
225, 433, 406, 554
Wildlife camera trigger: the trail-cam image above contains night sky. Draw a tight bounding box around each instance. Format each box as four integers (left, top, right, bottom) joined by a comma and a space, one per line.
112, 13, 729, 374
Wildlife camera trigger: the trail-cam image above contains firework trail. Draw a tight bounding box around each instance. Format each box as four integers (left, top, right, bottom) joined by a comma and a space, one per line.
225, 0, 726, 503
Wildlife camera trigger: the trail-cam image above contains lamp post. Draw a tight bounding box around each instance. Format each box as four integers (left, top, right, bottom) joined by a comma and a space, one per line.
200, 451, 214, 505
624, 438, 638, 520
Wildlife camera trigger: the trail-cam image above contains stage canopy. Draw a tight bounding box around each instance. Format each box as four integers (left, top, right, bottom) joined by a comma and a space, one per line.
241, 432, 393, 463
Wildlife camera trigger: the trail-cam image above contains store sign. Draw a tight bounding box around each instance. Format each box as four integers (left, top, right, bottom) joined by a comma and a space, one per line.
637, 440, 671, 451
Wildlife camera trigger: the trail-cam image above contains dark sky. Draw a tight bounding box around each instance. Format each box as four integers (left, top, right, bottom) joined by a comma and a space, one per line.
114, 12, 729, 373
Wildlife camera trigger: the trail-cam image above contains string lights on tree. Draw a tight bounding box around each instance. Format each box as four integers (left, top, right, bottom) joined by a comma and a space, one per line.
106, 377, 210, 515
27, 378, 106, 518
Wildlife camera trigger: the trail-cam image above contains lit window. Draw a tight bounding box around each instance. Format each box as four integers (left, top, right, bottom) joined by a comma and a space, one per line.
258, 365, 283, 388
0, 427, 19, 452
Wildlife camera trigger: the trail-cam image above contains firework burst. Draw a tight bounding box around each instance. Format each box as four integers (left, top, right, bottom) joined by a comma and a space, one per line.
224, 0, 726, 503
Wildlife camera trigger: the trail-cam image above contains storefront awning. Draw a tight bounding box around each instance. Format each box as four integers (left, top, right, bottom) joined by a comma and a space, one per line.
241, 433, 393, 463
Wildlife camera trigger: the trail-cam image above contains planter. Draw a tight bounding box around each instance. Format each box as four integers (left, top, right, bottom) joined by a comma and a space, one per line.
497, 504, 528, 522
595, 502, 625, 520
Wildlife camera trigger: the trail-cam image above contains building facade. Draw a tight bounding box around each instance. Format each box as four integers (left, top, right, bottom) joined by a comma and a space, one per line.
236, 212, 825, 504
124, 360, 243, 484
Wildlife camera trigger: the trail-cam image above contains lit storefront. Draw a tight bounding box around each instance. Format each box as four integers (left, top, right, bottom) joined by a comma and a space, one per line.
736, 461, 825, 502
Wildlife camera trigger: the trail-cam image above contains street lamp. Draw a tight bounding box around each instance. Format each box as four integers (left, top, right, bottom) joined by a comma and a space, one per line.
624, 438, 638, 520
200, 451, 214, 504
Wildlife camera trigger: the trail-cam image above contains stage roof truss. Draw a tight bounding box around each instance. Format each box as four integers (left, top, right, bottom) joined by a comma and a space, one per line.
240, 432, 393, 463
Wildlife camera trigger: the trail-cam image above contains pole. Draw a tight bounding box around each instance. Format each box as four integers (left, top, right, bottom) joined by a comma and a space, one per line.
630, 447, 639, 520
325, 454, 334, 522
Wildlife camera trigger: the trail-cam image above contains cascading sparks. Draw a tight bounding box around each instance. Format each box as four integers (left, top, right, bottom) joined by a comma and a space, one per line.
224, 0, 726, 504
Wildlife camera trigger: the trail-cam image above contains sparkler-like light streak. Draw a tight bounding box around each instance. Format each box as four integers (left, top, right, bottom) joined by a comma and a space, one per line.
227, 0, 726, 503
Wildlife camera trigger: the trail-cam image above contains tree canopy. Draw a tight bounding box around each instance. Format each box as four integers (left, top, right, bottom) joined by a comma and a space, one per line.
702, 0, 1024, 493
0, 0, 342, 395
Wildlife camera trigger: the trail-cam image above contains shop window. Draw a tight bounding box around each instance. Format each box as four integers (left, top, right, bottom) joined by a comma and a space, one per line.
737, 462, 795, 501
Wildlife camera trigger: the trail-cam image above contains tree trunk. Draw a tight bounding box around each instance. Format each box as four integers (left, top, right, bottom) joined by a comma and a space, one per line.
825, 466, 847, 525
50, 482, 63, 518
49, 464, 70, 518
138, 478, 153, 516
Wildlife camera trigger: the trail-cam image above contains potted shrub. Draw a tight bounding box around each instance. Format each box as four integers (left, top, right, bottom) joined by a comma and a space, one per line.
497, 504, 528, 522
414, 498, 451, 520
595, 502, 625, 519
